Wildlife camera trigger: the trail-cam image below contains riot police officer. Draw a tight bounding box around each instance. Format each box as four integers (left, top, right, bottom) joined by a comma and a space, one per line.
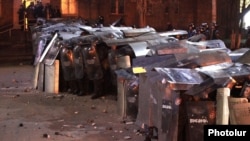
97, 16, 104, 27
187, 23, 196, 38
187, 25, 207, 42
17, 4, 25, 30
209, 22, 220, 40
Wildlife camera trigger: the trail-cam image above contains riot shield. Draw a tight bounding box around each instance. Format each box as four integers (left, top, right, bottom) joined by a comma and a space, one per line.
108, 49, 117, 70
108, 49, 118, 85
59, 47, 76, 81
82, 45, 103, 80
39, 33, 58, 63
43, 38, 61, 65
33, 38, 47, 66
73, 45, 84, 79
185, 101, 216, 141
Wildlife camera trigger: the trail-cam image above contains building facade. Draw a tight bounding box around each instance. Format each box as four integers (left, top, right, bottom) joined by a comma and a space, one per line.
0, 0, 242, 39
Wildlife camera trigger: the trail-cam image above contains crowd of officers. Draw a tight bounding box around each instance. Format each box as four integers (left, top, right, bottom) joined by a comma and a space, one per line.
24, 13, 220, 99
186, 22, 220, 42
18, 1, 61, 30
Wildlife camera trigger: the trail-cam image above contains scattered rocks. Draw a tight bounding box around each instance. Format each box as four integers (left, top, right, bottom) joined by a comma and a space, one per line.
19, 123, 23, 127
13, 94, 20, 98
106, 126, 113, 130
91, 105, 96, 109
102, 109, 107, 113
125, 121, 134, 125
124, 136, 131, 140
43, 133, 50, 138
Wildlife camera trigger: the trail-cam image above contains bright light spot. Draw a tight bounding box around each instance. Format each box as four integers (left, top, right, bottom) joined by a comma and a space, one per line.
244, 11, 250, 29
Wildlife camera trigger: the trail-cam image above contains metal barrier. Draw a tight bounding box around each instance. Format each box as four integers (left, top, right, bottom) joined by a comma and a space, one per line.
0, 23, 14, 38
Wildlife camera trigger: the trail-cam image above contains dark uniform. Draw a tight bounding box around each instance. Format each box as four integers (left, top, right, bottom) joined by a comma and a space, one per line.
210, 23, 220, 40
187, 23, 197, 38
17, 4, 25, 30
188, 26, 207, 42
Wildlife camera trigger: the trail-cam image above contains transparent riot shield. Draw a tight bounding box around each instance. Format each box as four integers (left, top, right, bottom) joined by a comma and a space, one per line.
185, 101, 216, 141
43, 38, 61, 65
39, 32, 58, 63
59, 47, 76, 81
108, 48, 118, 70
108, 49, 118, 86
73, 45, 84, 79
33, 37, 47, 66
82, 45, 103, 80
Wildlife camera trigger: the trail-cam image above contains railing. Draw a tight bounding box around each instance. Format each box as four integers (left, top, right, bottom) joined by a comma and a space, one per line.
0, 23, 14, 38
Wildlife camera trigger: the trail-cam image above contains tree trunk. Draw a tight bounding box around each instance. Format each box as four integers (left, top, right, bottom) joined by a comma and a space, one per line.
137, 0, 147, 27
230, 30, 236, 49
236, 0, 246, 49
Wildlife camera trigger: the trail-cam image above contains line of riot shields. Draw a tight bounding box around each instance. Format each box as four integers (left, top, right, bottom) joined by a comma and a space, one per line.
31, 18, 188, 99
31, 18, 250, 141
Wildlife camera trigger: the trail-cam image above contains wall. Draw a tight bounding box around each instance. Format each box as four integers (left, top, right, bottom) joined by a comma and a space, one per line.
13, 0, 22, 29
88, 0, 213, 31
144, 0, 212, 31
0, 0, 13, 30
8, 0, 239, 40
10, 0, 213, 32
96, 0, 138, 27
